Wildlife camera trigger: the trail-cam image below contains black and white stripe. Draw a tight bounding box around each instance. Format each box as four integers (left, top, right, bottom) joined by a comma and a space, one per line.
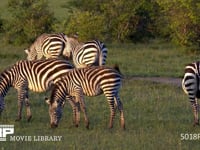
182, 61, 200, 126
46, 65, 125, 129
0, 59, 73, 121
64, 37, 107, 68
25, 33, 67, 60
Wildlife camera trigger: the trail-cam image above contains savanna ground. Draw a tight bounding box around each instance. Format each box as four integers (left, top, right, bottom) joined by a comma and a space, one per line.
0, 40, 200, 150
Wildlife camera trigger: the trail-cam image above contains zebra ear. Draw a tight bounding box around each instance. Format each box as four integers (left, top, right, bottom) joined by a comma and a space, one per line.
24, 49, 29, 54
45, 98, 50, 105
72, 33, 78, 39
61, 101, 65, 108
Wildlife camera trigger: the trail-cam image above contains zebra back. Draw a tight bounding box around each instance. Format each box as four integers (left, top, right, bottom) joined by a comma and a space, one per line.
55, 65, 122, 97
0, 59, 73, 93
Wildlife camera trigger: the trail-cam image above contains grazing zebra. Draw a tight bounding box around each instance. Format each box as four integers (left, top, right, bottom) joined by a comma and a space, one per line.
46, 65, 125, 129
64, 36, 107, 68
25, 33, 68, 60
0, 59, 73, 122
182, 61, 200, 126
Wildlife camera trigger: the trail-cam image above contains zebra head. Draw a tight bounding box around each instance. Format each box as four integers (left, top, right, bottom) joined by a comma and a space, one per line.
46, 98, 63, 128
0, 95, 5, 114
24, 49, 37, 60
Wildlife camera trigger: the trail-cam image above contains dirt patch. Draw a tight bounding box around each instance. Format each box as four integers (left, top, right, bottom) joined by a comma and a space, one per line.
127, 76, 182, 87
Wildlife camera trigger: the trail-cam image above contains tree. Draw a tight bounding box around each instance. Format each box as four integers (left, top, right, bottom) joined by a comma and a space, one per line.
4, 0, 55, 44
65, 11, 105, 41
65, 0, 142, 42
156, 0, 200, 49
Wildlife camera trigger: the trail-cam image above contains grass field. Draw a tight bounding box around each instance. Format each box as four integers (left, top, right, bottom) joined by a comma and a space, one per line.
0, 41, 200, 149
1, 1, 200, 149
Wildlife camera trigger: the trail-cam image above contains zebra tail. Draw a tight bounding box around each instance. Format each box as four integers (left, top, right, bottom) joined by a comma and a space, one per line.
113, 64, 124, 76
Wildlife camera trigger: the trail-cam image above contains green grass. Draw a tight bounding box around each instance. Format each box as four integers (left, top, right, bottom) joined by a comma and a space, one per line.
0, 41, 200, 149
106, 40, 200, 77
0, 78, 199, 149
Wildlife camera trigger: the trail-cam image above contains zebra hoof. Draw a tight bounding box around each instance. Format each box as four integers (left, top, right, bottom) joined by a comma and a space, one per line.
121, 125, 126, 130
86, 124, 89, 129
193, 122, 199, 127
51, 123, 58, 128
85, 121, 89, 129
15, 117, 22, 122
27, 116, 32, 122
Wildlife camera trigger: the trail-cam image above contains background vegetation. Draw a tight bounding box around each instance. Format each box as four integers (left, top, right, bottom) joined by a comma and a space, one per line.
0, 0, 200, 50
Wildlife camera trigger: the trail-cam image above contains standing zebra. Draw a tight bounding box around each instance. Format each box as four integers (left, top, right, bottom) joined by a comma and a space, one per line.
0, 59, 73, 122
46, 65, 125, 129
182, 61, 200, 126
25, 33, 68, 60
64, 36, 107, 68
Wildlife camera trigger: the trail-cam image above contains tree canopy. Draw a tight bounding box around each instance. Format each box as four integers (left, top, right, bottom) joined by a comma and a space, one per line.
0, 0, 199, 50
3, 0, 55, 44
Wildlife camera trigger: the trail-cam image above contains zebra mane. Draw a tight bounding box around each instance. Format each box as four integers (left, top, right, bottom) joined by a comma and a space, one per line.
0, 63, 16, 76
0, 63, 18, 97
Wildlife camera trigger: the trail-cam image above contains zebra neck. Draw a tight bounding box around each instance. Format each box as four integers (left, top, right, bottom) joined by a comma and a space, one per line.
0, 71, 12, 97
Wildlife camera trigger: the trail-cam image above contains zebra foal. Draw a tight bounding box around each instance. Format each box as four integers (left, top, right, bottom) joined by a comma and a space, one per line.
182, 61, 200, 126
46, 65, 125, 129
0, 59, 73, 122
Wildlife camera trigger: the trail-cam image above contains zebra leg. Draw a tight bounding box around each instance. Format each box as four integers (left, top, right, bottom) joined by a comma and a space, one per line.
76, 93, 89, 129
107, 97, 116, 129
115, 95, 125, 130
67, 96, 80, 127
25, 97, 32, 122
192, 98, 199, 126
0, 96, 5, 115
15, 92, 23, 121
15, 85, 29, 121
75, 100, 81, 127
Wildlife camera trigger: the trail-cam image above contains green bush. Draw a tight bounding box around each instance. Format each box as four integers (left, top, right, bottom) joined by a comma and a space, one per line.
156, 0, 200, 50
65, 0, 141, 42
3, 0, 55, 45
65, 11, 105, 41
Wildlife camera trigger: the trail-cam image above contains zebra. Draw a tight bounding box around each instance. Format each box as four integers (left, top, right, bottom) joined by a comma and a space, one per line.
182, 61, 200, 126
0, 59, 74, 122
45, 65, 125, 129
25, 33, 68, 60
64, 36, 107, 68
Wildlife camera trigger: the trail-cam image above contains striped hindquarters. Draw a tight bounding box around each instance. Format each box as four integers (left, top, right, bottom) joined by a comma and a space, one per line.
182, 62, 200, 99
42, 33, 66, 58
26, 33, 67, 60
73, 40, 107, 68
